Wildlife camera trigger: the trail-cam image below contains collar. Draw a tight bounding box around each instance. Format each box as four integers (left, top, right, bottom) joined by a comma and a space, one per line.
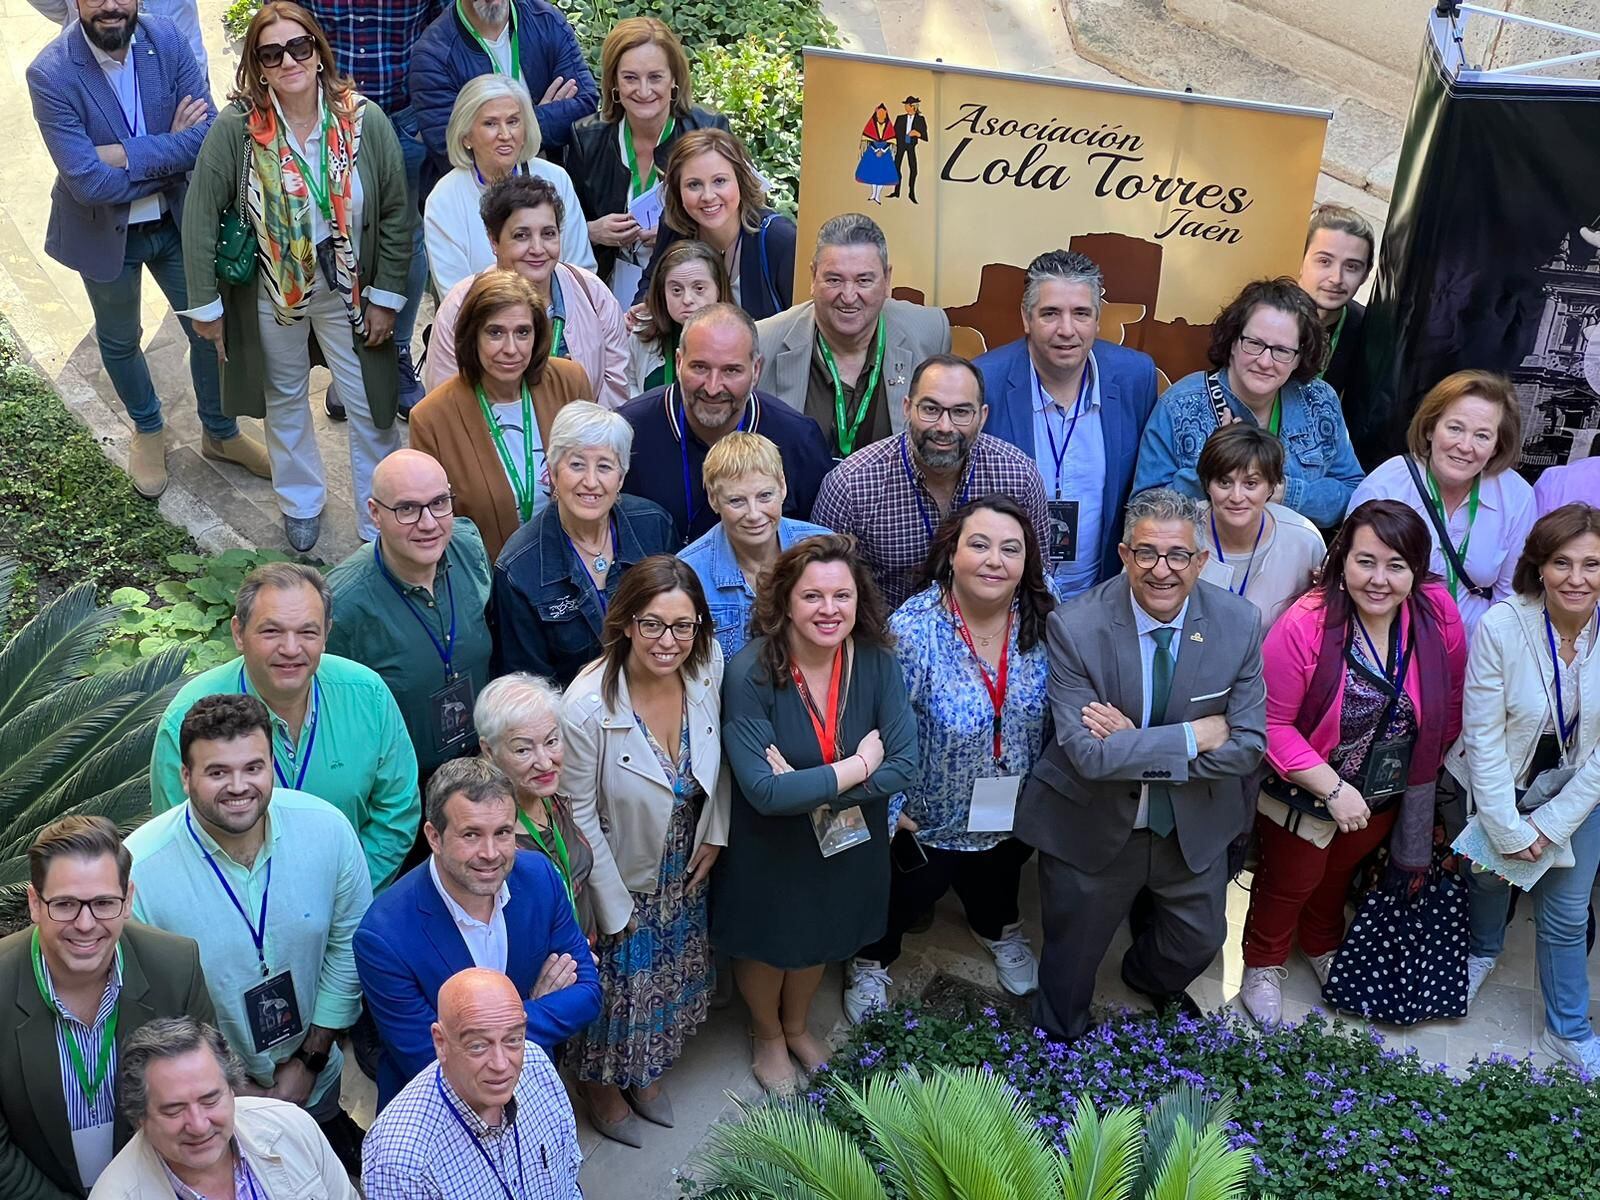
1030, 351, 1099, 414
238, 663, 320, 744
184, 805, 277, 872
270, 86, 329, 152
82, 26, 135, 70
900, 431, 975, 489
375, 537, 452, 598
660, 386, 759, 449
1130, 592, 1191, 638
161, 1139, 254, 1200
704, 520, 798, 591
437, 1064, 522, 1138
811, 319, 883, 372
1416, 455, 1505, 514
428, 857, 511, 930
37, 942, 123, 1027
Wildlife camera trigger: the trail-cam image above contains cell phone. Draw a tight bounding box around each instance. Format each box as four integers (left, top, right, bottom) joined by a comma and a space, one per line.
891, 828, 928, 874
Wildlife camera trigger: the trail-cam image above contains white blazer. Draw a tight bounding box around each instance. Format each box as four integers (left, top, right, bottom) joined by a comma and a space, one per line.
558, 645, 730, 936
1446, 594, 1600, 856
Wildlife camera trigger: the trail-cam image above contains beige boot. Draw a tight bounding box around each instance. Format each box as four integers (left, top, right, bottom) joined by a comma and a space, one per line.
128, 429, 168, 499
202, 431, 271, 479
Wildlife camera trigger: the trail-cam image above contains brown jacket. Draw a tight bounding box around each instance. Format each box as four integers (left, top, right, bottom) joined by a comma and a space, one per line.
409, 358, 594, 561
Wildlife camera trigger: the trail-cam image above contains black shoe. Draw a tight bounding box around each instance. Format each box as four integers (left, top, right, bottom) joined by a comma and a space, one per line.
324, 389, 347, 422
317, 1108, 366, 1176
1120, 963, 1203, 1021
396, 342, 423, 421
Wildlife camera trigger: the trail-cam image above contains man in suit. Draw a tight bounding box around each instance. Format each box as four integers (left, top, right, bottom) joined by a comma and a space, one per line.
756, 213, 951, 458
1016, 488, 1266, 1041
25, 0, 268, 501
887, 96, 928, 204
354, 757, 600, 1110
0, 815, 213, 1199
977, 250, 1160, 599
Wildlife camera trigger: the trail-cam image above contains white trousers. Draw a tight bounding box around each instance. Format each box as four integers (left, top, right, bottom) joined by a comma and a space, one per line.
257, 282, 398, 540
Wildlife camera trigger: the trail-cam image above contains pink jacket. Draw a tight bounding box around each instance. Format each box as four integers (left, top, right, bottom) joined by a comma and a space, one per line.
1263, 582, 1468, 776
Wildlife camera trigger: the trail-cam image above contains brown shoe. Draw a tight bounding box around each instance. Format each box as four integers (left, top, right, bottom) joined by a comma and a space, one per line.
202, 431, 271, 479
128, 429, 168, 499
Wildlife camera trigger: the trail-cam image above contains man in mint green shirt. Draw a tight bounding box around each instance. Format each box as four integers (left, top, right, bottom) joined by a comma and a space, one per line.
149, 562, 420, 891
127, 693, 372, 1168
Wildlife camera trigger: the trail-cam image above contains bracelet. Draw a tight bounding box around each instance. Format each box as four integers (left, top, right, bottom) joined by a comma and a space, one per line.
1323, 780, 1343, 808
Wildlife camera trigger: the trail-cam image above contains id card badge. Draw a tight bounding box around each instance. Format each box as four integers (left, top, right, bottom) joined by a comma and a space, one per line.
1361, 737, 1413, 801
430, 674, 477, 756
968, 776, 1022, 833
1047, 499, 1080, 564
243, 970, 303, 1053
811, 804, 871, 858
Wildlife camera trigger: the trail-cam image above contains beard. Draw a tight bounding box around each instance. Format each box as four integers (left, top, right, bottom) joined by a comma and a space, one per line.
84, 10, 136, 53
686, 386, 744, 434
470, 0, 511, 24
913, 427, 970, 471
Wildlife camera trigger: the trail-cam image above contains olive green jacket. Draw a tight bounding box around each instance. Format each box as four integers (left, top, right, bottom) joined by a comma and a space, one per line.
180, 99, 412, 427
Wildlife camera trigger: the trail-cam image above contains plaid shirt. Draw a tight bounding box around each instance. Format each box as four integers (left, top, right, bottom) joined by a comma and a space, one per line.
812, 432, 1051, 609
301, 0, 447, 113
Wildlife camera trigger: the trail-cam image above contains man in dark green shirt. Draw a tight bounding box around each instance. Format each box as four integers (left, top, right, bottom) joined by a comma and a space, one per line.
328, 450, 493, 778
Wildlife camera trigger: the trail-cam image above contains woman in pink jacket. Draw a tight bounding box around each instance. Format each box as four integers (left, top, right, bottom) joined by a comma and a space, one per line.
1239, 499, 1467, 1024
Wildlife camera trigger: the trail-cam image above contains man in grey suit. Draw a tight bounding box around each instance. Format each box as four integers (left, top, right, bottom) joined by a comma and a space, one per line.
755, 213, 951, 458
1015, 488, 1266, 1041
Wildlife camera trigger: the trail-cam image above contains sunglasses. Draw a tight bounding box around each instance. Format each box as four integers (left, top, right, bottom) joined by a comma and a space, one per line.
257, 35, 317, 68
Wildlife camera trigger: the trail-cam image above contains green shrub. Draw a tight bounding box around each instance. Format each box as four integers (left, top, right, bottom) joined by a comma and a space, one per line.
550, 0, 838, 74
222, 0, 261, 41
694, 37, 804, 214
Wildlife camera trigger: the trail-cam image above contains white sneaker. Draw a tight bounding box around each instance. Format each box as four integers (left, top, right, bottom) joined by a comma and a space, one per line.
1538, 1029, 1600, 1077
1465, 954, 1497, 1005
1304, 949, 1336, 988
973, 922, 1039, 996
1240, 965, 1288, 1026
843, 958, 891, 1024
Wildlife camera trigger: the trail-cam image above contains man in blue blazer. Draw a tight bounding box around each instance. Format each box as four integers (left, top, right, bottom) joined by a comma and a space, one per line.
26, 1, 269, 500
977, 249, 1160, 598
354, 758, 600, 1110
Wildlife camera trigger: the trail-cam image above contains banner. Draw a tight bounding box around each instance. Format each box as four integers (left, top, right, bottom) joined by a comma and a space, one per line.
796, 50, 1330, 384
1354, 13, 1600, 473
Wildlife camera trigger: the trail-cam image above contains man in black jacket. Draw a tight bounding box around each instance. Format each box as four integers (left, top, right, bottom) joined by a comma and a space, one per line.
889, 97, 928, 204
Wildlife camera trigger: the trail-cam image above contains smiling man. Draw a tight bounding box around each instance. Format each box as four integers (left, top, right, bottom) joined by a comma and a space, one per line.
149, 563, 420, 892
1296, 204, 1375, 399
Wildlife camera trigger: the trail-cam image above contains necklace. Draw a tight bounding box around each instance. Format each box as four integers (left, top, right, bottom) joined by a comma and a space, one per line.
571, 535, 610, 574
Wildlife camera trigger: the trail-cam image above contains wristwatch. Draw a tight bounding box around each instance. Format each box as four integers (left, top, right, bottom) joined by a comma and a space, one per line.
292, 1046, 331, 1074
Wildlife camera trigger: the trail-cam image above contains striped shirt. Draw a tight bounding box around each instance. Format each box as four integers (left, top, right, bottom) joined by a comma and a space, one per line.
41, 952, 122, 1133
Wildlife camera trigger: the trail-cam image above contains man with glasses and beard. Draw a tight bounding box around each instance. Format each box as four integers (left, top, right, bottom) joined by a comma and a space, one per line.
617, 304, 833, 544
812, 354, 1050, 609
25, 0, 270, 502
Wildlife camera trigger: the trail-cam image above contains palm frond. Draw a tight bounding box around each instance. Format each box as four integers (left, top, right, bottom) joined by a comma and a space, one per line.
1058, 1093, 1142, 1200
692, 1098, 885, 1200
1145, 1119, 1251, 1200
0, 583, 119, 729
1137, 1085, 1235, 1197
0, 559, 17, 632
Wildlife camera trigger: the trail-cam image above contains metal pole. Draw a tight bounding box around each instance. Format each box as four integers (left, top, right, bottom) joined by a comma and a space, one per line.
1457, 3, 1600, 44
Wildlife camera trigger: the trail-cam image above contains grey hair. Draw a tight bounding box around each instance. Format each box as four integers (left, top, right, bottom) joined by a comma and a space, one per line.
1122, 488, 1204, 548
425, 756, 515, 834
235, 562, 331, 630
812, 213, 889, 274
1022, 249, 1104, 318
119, 1018, 245, 1127
474, 672, 563, 750
546, 401, 633, 476
446, 75, 542, 173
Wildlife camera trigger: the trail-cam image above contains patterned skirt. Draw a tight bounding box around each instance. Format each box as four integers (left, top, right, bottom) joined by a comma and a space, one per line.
572, 797, 712, 1086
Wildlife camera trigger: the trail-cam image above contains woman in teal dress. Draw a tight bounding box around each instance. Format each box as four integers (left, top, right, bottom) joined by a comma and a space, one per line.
855, 103, 900, 205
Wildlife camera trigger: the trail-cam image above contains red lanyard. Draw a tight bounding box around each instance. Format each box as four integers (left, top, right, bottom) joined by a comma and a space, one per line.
951, 596, 1011, 762
792, 646, 845, 763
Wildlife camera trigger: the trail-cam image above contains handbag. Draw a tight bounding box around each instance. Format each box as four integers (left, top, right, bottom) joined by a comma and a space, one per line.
214, 111, 258, 286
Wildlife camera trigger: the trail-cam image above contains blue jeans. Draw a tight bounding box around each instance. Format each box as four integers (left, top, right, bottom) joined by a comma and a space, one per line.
388, 105, 430, 352
1465, 804, 1600, 1042
78, 214, 236, 440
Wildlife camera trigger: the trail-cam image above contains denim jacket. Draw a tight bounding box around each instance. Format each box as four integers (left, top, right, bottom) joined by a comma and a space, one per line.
1131, 370, 1365, 528
678, 518, 832, 658
489, 494, 677, 686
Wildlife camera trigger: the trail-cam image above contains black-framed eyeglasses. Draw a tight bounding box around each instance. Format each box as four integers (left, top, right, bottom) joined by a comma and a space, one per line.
40, 894, 127, 922
257, 36, 317, 69
913, 399, 981, 427
1236, 335, 1300, 365
373, 492, 455, 525
634, 615, 701, 641
1130, 547, 1197, 570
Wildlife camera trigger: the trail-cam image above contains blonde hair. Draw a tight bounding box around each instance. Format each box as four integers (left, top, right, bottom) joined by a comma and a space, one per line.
661, 129, 768, 237
598, 17, 692, 124
702, 432, 786, 498
1405, 369, 1523, 478
445, 75, 542, 173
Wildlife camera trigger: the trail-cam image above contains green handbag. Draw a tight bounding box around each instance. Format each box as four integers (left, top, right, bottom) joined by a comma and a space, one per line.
214, 112, 257, 286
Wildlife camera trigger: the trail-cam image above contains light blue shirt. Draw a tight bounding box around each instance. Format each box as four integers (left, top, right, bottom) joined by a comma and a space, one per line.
679, 517, 832, 658
1130, 593, 1198, 828
1029, 353, 1105, 599
82, 29, 162, 226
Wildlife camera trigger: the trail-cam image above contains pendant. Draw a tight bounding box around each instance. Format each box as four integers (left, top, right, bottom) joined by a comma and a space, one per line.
593, 554, 610, 574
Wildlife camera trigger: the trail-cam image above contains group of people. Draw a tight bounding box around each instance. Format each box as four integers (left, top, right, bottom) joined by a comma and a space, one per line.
21, 0, 1600, 1193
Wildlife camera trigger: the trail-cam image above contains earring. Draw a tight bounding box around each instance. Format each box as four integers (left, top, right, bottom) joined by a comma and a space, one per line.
670, 84, 679, 103
610, 88, 620, 104
258, 75, 268, 86
316, 61, 324, 72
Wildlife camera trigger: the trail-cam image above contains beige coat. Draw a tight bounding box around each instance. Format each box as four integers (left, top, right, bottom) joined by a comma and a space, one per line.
558, 646, 730, 936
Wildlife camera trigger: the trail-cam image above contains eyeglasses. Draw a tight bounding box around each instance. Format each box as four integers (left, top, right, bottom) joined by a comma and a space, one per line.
634, 616, 701, 641
913, 400, 981, 427
257, 35, 317, 68
1129, 547, 1197, 570
1236, 335, 1301, 365
372, 492, 455, 525
40, 894, 127, 922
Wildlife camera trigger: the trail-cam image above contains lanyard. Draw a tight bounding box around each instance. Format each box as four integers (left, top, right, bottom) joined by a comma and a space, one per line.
791, 645, 845, 763
185, 810, 273, 977
109, 52, 140, 139
1352, 613, 1410, 698
549, 315, 566, 361
1209, 511, 1266, 598
238, 668, 318, 790
901, 434, 974, 541
1423, 468, 1482, 599
374, 542, 457, 679
1037, 363, 1092, 499
564, 517, 618, 616
949, 596, 1011, 763
435, 1068, 526, 1200
30, 929, 119, 1107
624, 115, 675, 200
662, 334, 677, 386
517, 804, 576, 913
817, 317, 886, 457
1266, 394, 1282, 437
478, 383, 539, 522
1544, 609, 1585, 752
457, 0, 520, 82
288, 113, 334, 221
675, 386, 748, 530
1317, 306, 1348, 382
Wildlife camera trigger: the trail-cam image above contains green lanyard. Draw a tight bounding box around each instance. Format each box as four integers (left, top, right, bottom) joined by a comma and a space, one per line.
663, 333, 677, 386
817, 315, 886, 457
477, 382, 539, 521
31, 929, 120, 1108
1316, 306, 1348, 381
288, 110, 334, 221
550, 314, 566, 360
1267, 393, 1282, 437
517, 804, 576, 914
624, 116, 675, 200
457, 0, 520, 80
1424, 467, 1482, 599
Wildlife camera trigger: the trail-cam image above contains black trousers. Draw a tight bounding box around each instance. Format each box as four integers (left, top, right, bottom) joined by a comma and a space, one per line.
859, 836, 1034, 966
890, 145, 919, 199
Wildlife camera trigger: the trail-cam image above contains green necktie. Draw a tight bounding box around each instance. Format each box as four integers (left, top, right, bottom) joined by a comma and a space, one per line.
1147, 626, 1176, 837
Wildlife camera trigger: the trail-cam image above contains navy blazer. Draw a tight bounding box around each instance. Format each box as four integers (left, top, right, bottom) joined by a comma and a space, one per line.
354, 850, 601, 1110
976, 337, 1160, 583
27, 15, 214, 283
637, 209, 797, 322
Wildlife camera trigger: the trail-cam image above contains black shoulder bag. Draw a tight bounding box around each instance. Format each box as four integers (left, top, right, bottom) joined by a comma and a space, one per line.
1402, 456, 1493, 602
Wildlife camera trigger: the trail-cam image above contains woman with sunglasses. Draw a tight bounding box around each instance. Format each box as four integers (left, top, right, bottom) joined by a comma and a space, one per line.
1132, 277, 1365, 532
182, 2, 411, 552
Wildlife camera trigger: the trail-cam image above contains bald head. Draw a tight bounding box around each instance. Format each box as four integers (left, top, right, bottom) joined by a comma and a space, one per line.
372, 448, 450, 504
432, 969, 528, 1118
367, 449, 454, 577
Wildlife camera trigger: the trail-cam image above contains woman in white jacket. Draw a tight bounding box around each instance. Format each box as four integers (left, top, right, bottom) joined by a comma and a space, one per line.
1452, 503, 1600, 1074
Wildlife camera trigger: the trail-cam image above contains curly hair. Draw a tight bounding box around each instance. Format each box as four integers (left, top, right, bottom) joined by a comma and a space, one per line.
1206, 276, 1328, 385
921, 495, 1056, 653
750, 534, 892, 686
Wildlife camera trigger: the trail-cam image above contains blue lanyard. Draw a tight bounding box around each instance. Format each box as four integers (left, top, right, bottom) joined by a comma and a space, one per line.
1037, 363, 1091, 499
1209, 511, 1266, 598
1352, 613, 1409, 697
1544, 609, 1586, 751
901, 434, 975, 541
435, 1067, 526, 1200
184, 810, 272, 977
109, 51, 141, 139
564, 517, 618, 616
237, 668, 319, 791
675, 386, 748, 532
374, 542, 457, 679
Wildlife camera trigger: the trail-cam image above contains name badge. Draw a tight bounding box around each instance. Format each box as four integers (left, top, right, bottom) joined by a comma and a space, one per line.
1047, 499, 1080, 564
430, 674, 477, 756
1361, 736, 1413, 802
244, 970, 303, 1053
811, 804, 871, 858
968, 775, 1022, 833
